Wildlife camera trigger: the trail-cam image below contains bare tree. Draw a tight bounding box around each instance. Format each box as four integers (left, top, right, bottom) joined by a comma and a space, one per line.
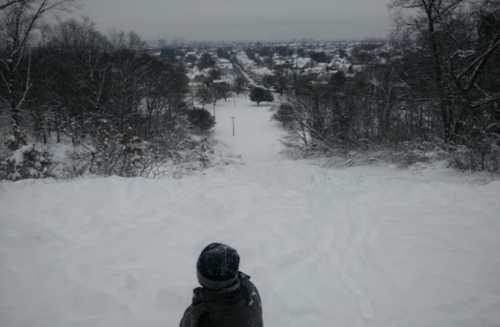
391, 0, 469, 141
0, 0, 73, 147
0, 0, 24, 11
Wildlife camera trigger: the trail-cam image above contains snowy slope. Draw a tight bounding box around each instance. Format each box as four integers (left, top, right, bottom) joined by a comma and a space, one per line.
1, 97, 500, 327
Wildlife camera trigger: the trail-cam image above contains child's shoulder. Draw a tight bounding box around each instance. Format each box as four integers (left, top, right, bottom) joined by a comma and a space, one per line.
192, 287, 205, 304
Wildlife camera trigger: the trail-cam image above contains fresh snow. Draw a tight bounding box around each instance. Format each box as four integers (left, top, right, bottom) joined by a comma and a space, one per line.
1, 97, 500, 327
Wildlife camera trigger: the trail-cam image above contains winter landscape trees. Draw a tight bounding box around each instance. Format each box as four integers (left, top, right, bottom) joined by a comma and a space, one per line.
0, 4, 215, 180
388, 0, 500, 168
263, 0, 500, 170
1, 0, 499, 181
2, 2, 500, 327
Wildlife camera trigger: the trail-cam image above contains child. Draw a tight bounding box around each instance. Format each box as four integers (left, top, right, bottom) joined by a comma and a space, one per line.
180, 243, 263, 327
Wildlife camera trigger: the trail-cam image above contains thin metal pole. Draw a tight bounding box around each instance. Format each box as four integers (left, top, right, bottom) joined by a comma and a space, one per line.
231, 116, 235, 136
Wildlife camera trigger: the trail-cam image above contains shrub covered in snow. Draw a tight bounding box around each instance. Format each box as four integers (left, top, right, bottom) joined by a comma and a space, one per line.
0, 145, 53, 181
4, 128, 27, 151
451, 144, 500, 172
273, 103, 297, 128
187, 108, 216, 132
88, 127, 148, 177
0, 127, 216, 181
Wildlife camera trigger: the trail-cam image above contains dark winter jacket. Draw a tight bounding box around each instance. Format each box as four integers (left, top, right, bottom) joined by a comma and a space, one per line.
180, 272, 263, 327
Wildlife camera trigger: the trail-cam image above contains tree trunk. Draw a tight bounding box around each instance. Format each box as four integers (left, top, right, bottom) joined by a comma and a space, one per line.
425, 4, 453, 142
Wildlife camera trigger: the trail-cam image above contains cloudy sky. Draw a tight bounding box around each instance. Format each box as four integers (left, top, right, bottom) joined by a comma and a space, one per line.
82, 0, 393, 42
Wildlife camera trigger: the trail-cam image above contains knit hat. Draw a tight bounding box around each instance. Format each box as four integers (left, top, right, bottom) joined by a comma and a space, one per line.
196, 243, 240, 290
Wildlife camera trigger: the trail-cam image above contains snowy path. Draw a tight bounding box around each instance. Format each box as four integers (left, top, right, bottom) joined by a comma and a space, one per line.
213, 98, 285, 163
1, 97, 500, 327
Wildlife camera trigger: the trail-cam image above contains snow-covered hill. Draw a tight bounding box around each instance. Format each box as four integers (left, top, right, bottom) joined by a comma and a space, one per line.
1, 97, 500, 327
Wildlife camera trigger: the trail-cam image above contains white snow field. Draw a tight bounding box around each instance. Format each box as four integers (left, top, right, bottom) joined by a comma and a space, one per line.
1, 97, 500, 327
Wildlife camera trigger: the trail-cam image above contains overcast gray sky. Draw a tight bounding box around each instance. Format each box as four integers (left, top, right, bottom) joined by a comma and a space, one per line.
82, 0, 393, 42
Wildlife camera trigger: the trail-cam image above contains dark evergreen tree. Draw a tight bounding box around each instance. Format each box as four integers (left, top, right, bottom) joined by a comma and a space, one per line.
249, 87, 273, 106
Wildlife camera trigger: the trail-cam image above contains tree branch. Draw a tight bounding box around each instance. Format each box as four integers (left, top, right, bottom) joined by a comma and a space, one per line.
0, 0, 23, 11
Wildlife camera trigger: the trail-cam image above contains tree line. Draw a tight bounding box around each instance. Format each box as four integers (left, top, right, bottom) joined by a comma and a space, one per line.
272, 0, 500, 171
0, 1, 213, 179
